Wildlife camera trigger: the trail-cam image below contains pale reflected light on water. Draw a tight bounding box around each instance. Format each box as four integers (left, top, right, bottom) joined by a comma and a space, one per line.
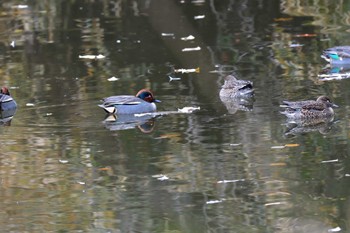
0, 0, 349, 232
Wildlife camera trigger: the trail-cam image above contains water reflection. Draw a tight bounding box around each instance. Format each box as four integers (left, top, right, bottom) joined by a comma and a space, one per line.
283, 118, 337, 137
102, 114, 156, 133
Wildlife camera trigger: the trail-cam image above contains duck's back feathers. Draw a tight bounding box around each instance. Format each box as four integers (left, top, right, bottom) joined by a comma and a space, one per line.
102, 95, 143, 106
220, 74, 254, 98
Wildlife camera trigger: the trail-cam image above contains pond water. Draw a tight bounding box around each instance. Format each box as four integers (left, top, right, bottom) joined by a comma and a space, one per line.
0, 0, 350, 232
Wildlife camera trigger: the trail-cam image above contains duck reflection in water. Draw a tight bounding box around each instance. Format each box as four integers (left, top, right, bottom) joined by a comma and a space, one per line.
283, 117, 337, 137
0, 87, 17, 126
219, 74, 254, 114
102, 114, 157, 133
319, 63, 350, 81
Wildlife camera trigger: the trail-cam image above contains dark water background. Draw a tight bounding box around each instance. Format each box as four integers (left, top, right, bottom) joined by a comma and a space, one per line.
0, 0, 350, 232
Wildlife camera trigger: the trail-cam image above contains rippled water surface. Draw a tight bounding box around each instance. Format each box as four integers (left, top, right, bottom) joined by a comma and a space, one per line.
1, 1, 350, 232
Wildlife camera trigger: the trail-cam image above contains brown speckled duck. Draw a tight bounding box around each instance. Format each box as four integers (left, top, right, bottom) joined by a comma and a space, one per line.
280, 96, 338, 119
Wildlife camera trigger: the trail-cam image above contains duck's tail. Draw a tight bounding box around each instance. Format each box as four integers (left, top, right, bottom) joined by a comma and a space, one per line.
98, 105, 116, 114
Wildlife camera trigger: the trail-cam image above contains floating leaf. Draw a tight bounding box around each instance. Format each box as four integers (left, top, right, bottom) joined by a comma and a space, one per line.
321, 159, 339, 163
206, 200, 223, 204
174, 67, 200, 73
182, 46, 201, 52
284, 143, 299, 147
157, 133, 182, 139
274, 17, 292, 22
328, 227, 341, 232
194, 15, 205, 20
177, 106, 200, 113
271, 145, 285, 149
79, 54, 105, 59
168, 75, 181, 81
152, 174, 169, 181
181, 35, 195, 41
108, 76, 119, 81
161, 33, 175, 37
99, 167, 111, 171
265, 202, 285, 206
217, 179, 245, 183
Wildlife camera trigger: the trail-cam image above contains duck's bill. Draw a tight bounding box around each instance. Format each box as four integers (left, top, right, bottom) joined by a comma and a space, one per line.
154, 99, 161, 103
332, 103, 339, 108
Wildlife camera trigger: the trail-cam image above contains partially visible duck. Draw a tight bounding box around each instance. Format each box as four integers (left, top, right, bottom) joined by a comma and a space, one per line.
321, 46, 350, 64
219, 74, 254, 99
219, 74, 254, 114
99, 89, 161, 115
280, 96, 338, 119
0, 86, 17, 111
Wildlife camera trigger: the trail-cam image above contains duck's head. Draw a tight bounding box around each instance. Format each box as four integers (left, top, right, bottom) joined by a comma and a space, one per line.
136, 89, 161, 103
317, 96, 338, 108
0, 87, 10, 96
222, 75, 238, 89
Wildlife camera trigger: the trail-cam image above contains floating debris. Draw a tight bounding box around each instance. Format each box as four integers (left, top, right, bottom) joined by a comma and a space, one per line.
177, 106, 200, 113
161, 33, 175, 37
328, 227, 341, 232
10, 41, 15, 48
78, 54, 105, 59
98, 167, 111, 171
156, 133, 182, 140
289, 43, 304, 48
217, 179, 245, 184
182, 46, 201, 52
108, 76, 119, 81
271, 144, 300, 149
168, 75, 181, 82
77, 181, 86, 185
284, 143, 299, 147
26, 103, 35, 107
134, 107, 199, 118
152, 174, 169, 181
12, 4, 29, 9
264, 202, 285, 206
321, 159, 339, 163
174, 67, 200, 73
271, 145, 285, 149
59, 159, 69, 164
181, 35, 195, 41
206, 199, 223, 204
274, 17, 293, 22
194, 15, 205, 20
269, 163, 287, 166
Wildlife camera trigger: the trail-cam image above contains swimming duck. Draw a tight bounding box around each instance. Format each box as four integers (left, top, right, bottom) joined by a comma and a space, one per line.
99, 89, 161, 115
0, 86, 17, 111
219, 74, 254, 99
280, 96, 338, 119
321, 46, 350, 64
